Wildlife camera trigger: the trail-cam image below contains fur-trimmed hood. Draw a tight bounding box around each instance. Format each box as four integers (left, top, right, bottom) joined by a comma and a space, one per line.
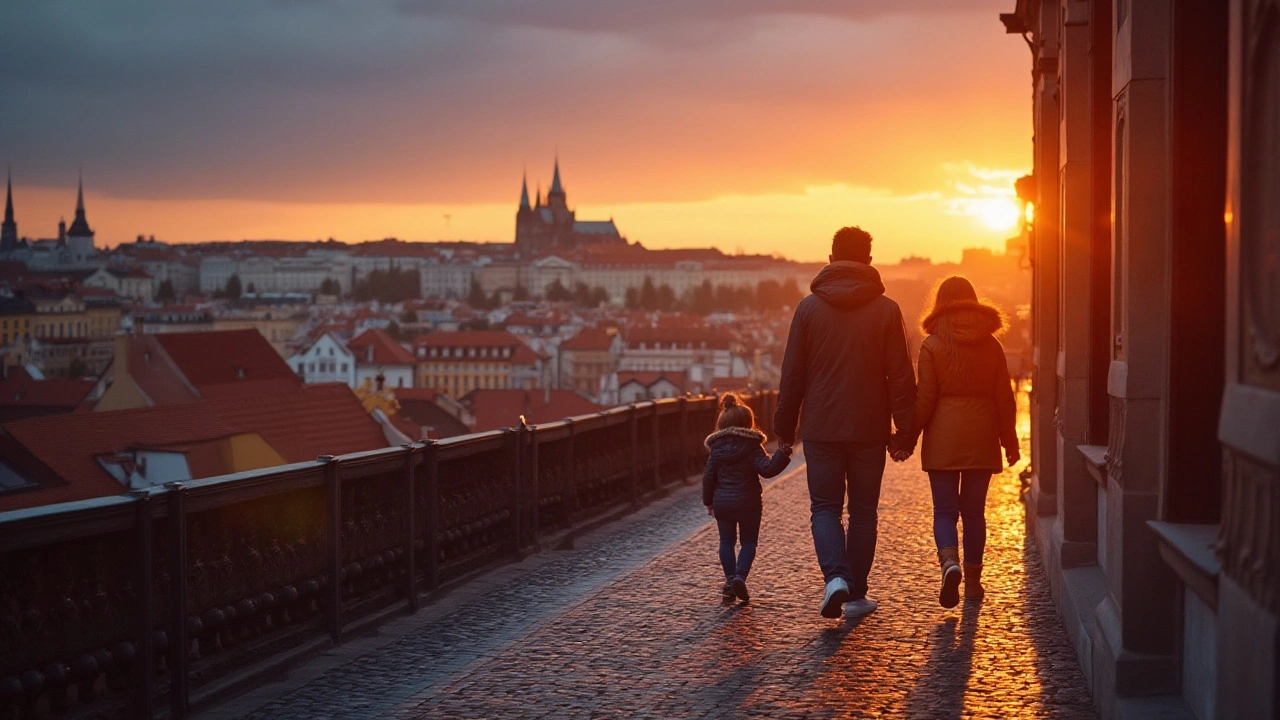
704, 427, 767, 463
921, 298, 1007, 343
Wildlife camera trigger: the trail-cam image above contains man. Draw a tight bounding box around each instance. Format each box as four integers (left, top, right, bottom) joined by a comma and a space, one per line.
775, 226, 916, 619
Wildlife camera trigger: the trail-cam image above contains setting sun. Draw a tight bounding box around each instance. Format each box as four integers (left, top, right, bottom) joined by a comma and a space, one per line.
975, 197, 1021, 232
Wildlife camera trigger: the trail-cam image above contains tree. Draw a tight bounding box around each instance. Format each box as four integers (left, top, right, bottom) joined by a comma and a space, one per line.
639, 277, 658, 310
686, 279, 715, 315
513, 284, 529, 301
246, 282, 257, 294
318, 278, 342, 296
590, 286, 610, 307
624, 287, 641, 310
351, 268, 421, 303
224, 273, 242, 299
156, 279, 175, 302
546, 279, 573, 302
656, 284, 677, 312
386, 320, 403, 341
66, 357, 89, 379
467, 282, 492, 309
400, 309, 417, 324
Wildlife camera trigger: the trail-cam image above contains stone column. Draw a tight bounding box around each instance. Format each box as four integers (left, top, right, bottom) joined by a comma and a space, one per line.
1216, 1, 1280, 715
1093, 0, 1179, 697
1029, 0, 1062, 522
1054, 0, 1100, 569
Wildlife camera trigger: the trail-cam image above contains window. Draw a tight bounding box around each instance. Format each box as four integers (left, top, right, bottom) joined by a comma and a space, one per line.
309, 363, 316, 372
341, 363, 348, 372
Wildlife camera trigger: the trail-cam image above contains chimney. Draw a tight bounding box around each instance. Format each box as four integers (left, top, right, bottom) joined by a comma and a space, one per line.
112, 332, 129, 385
543, 384, 550, 406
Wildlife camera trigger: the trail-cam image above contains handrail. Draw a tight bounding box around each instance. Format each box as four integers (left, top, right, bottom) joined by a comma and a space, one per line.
0, 390, 773, 720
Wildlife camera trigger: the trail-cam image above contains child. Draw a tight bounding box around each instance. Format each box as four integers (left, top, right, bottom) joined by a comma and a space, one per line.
703, 393, 793, 603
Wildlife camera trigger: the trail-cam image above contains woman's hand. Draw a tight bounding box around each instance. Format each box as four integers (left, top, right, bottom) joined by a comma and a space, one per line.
706, 506, 715, 517
1006, 448, 1021, 467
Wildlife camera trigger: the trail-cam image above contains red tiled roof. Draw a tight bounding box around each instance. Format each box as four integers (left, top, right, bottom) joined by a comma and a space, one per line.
616, 370, 687, 390
0, 368, 94, 408
153, 329, 299, 392
625, 326, 735, 349
560, 327, 618, 351
348, 328, 416, 365
393, 388, 445, 402
0, 384, 387, 512
462, 389, 603, 433
413, 330, 525, 349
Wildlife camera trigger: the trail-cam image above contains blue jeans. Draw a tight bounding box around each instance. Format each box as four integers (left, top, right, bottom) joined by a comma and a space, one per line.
927, 470, 993, 564
715, 508, 761, 580
804, 441, 886, 599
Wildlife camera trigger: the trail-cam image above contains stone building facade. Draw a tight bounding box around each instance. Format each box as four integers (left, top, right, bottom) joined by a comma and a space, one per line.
1000, 1, 1279, 717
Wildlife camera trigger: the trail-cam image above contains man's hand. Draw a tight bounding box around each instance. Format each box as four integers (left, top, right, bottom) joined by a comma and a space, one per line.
1006, 448, 1021, 467
889, 449, 912, 462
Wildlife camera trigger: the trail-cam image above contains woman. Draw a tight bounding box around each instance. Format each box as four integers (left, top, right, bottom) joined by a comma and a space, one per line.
914, 276, 1019, 608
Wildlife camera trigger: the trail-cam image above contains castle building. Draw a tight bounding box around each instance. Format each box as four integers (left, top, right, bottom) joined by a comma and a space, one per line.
514, 159, 624, 257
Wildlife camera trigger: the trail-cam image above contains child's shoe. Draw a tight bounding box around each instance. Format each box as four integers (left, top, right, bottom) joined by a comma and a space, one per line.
732, 576, 750, 602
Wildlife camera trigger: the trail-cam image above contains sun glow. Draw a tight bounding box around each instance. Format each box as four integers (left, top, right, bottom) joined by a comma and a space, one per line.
974, 197, 1021, 232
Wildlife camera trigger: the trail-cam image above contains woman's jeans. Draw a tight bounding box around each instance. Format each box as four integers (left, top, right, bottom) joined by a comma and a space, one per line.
927, 471, 993, 564
715, 508, 761, 580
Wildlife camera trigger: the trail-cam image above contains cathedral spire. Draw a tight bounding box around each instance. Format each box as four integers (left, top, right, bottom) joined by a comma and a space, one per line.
520, 171, 531, 210
4, 168, 13, 225
550, 156, 564, 195
67, 172, 93, 238
1, 167, 17, 251
535, 182, 542, 208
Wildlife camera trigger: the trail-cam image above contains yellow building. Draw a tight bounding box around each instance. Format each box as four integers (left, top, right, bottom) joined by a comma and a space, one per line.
413, 330, 544, 398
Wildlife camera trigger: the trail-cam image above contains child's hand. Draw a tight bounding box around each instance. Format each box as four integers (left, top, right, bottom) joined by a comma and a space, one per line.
706, 506, 715, 517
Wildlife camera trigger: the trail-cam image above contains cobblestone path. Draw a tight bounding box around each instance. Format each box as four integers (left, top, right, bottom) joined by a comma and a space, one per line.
217, 451, 1096, 719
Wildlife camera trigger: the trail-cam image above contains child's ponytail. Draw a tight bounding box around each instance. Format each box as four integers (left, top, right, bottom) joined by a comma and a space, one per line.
715, 393, 756, 430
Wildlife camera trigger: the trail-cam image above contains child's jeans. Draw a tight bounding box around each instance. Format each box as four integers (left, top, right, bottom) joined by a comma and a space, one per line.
927, 470, 993, 564
715, 508, 762, 580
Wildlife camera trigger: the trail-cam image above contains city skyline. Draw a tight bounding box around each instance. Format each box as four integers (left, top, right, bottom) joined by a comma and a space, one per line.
1, 0, 1028, 263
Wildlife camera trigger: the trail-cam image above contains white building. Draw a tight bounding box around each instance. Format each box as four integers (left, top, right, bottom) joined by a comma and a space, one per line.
288, 333, 355, 386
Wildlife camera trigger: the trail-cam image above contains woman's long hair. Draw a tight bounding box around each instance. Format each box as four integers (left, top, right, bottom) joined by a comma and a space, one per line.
919, 276, 1007, 382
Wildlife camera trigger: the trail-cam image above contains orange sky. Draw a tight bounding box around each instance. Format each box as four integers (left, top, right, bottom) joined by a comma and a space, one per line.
2, 1, 1030, 263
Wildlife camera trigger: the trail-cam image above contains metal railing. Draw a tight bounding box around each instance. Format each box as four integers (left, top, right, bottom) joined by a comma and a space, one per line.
0, 391, 777, 719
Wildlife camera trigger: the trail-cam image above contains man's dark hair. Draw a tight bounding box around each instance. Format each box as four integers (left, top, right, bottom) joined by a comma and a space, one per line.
831, 226, 873, 263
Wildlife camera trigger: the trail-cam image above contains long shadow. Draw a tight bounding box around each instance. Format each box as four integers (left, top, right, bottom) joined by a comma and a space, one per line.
1019, 528, 1098, 716
900, 604, 979, 717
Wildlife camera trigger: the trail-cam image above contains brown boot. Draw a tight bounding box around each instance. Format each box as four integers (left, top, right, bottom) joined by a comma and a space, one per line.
938, 547, 961, 608
963, 563, 985, 601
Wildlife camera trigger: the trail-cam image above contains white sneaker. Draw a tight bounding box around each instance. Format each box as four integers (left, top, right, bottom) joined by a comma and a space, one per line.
843, 598, 878, 618
820, 577, 851, 618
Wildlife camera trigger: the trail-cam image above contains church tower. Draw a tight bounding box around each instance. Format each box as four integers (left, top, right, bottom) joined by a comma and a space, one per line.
515, 171, 536, 251
1, 169, 17, 252
65, 174, 96, 263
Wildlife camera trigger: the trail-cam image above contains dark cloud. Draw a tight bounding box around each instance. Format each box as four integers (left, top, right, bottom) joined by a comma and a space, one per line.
0, 0, 1013, 205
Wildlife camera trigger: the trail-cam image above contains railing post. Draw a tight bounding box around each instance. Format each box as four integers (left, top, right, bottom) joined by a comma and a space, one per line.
679, 396, 690, 479
529, 425, 540, 548
403, 444, 419, 613
424, 440, 440, 593
508, 425, 523, 556
628, 405, 639, 509
565, 419, 578, 525
651, 401, 661, 488
320, 455, 342, 646
165, 482, 189, 720
131, 489, 155, 719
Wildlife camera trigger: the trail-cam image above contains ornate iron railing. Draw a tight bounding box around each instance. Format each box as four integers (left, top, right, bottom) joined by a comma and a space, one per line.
0, 391, 776, 719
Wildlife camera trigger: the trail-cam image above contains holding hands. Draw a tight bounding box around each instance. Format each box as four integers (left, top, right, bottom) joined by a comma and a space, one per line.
1006, 447, 1021, 467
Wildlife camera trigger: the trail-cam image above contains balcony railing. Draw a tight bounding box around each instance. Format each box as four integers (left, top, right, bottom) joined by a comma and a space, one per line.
0, 391, 777, 719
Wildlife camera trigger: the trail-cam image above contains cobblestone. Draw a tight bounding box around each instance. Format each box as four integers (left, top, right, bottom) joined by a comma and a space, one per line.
219, 450, 1096, 719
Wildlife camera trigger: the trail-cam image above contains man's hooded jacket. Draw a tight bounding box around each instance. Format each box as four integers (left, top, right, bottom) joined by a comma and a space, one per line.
773, 261, 916, 448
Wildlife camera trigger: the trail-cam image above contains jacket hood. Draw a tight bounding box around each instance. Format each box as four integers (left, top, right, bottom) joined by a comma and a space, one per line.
809, 262, 886, 310
921, 299, 1007, 343
704, 427, 766, 462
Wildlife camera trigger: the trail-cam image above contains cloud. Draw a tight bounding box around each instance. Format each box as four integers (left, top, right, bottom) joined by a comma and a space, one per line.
0, 0, 1023, 211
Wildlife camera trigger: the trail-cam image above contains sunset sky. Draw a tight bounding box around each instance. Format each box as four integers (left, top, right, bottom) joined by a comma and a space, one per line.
1, 1, 1030, 263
